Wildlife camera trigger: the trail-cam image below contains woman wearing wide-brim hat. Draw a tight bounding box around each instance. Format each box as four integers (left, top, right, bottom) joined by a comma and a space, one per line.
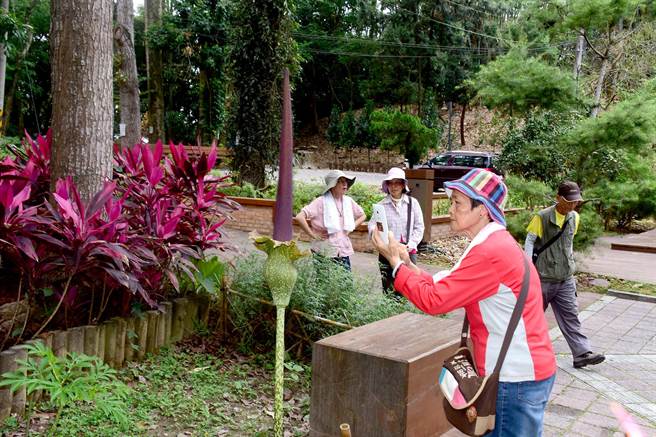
368, 167, 424, 297
294, 170, 366, 270
372, 169, 556, 436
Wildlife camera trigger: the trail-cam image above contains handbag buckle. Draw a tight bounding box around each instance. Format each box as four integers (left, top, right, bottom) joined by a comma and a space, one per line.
466, 405, 477, 423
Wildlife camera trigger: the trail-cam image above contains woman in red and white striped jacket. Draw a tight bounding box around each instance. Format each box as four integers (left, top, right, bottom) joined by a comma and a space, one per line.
372, 169, 556, 437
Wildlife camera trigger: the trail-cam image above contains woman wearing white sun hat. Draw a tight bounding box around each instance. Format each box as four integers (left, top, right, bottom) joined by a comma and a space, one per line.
369, 167, 424, 296
294, 170, 366, 270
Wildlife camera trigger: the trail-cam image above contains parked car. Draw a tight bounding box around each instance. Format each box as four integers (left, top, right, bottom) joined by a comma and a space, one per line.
420, 150, 502, 191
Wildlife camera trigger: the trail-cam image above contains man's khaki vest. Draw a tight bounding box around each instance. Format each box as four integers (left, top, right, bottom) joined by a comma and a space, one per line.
534, 205, 576, 282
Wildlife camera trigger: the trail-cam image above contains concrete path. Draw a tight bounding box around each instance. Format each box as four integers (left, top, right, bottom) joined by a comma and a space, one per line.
576, 232, 656, 284
220, 228, 656, 435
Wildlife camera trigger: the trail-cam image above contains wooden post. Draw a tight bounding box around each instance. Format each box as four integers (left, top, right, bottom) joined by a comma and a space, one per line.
52, 330, 68, 358
185, 299, 198, 337
103, 319, 118, 368
9, 345, 27, 416
82, 325, 99, 358
197, 294, 210, 326
97, 323, 106, 363
39, 331, 54, 351
134, 315, 148, 361
0, 348, 16, 420
67, 326, 85, 355
124, 317, 136, 362
340, 423, 352, 437
114, 318, 127, 368
161, 302, 173, 346
145, 310, 159, 355
156, 310, 166, 350
171, 298, 187, 343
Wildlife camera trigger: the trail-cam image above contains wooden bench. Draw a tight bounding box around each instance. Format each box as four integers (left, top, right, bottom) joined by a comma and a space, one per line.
310, 312, 461, 436
184, 145, 232, 167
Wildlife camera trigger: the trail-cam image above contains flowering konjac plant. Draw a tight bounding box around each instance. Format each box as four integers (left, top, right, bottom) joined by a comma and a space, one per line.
0, 132, 238, 338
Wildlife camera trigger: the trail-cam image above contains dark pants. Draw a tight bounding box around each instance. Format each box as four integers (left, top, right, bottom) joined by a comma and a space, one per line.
312, 252, 352, 272
332, 256, 351, 271
378, 253, 417, 298
542, 277, 591, 358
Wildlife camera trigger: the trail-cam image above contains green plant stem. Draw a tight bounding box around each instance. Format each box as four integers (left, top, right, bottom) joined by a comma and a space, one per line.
273, 305, 285, 437
33, 274, 74, 338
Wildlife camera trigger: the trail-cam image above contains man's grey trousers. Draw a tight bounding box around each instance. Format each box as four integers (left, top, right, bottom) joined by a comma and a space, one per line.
541, 277, 591, 359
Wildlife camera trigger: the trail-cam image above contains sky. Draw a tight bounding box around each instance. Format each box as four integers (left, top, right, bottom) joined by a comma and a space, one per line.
134, 0, 144, 11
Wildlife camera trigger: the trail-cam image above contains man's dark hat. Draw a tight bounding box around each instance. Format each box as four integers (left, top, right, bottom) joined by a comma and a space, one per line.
558, 181, 583, 202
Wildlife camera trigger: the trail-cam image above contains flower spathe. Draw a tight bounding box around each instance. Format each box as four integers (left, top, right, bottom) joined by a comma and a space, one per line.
249, 232, 309, 307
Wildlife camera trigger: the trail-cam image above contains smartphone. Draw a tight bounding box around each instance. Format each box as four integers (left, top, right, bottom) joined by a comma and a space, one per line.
371, 204, 389, 244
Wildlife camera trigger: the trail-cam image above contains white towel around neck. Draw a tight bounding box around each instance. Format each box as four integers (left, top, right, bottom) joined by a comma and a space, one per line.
323, 192, 355, 235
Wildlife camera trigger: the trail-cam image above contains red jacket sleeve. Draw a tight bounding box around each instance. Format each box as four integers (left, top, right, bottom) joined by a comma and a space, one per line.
393, 246, 501, 315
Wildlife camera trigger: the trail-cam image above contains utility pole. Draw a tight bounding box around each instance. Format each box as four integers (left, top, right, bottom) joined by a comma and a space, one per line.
0, 0, 10, 131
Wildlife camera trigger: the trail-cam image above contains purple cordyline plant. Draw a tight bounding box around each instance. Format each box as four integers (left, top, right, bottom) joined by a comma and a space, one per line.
0, 132, 237, 338
30, 177, 151, 335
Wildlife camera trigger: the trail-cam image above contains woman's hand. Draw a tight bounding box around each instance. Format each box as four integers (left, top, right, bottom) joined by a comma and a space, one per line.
372, 230, 403, 267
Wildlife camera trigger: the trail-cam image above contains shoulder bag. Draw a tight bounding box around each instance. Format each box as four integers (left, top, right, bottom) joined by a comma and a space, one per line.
532, 217, 569, 264
438, 255, 530, 436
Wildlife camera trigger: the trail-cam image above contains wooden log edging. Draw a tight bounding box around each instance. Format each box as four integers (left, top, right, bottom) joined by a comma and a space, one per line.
0, 295, 207, 418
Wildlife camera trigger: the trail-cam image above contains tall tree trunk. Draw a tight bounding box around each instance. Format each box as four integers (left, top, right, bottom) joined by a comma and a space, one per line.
50, 0, 114, 201
115, 0, 141, 149
460, 103, 466, 148
145, 0, 164, 142
0, 0, 9, 130
590, 55, 610, 118
198, 69, 209, 143
573, 30, 585, 81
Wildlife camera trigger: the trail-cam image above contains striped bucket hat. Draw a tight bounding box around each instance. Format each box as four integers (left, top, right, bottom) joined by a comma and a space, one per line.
444, 169, 508, 227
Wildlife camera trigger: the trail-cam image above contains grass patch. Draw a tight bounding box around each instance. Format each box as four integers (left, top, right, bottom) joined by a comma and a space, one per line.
577, 272, 656, 297
1, 345, 311, 436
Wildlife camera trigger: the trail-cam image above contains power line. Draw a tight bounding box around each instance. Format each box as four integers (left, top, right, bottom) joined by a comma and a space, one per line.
305, 48, 509, 59
295, 32, 499, 52
295, 32, 568, 54
395, 6, 513, 43
306, 49, 437, 58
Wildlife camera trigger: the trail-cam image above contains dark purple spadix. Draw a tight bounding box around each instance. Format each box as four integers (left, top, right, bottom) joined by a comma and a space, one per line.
273, 68, 294, 242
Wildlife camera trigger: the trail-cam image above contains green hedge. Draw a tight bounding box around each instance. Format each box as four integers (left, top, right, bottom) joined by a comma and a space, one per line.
227, 253, 417, 351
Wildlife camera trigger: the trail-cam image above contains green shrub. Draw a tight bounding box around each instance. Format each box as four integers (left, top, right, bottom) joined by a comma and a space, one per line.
575, 207, 604, 250
505, 209, 534, 245
0, 342, 131, 434
292, 181, 383, 218
585, 178, 656, 230
504, 175, 553, 209
220, 182, 276, 199
505, 204, 603, 251
220, 180, 383, 218
496, 111, 579, 186
227, 253, 417, 350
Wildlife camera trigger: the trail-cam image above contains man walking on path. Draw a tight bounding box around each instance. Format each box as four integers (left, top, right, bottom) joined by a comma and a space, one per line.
525, 181, 605, 369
